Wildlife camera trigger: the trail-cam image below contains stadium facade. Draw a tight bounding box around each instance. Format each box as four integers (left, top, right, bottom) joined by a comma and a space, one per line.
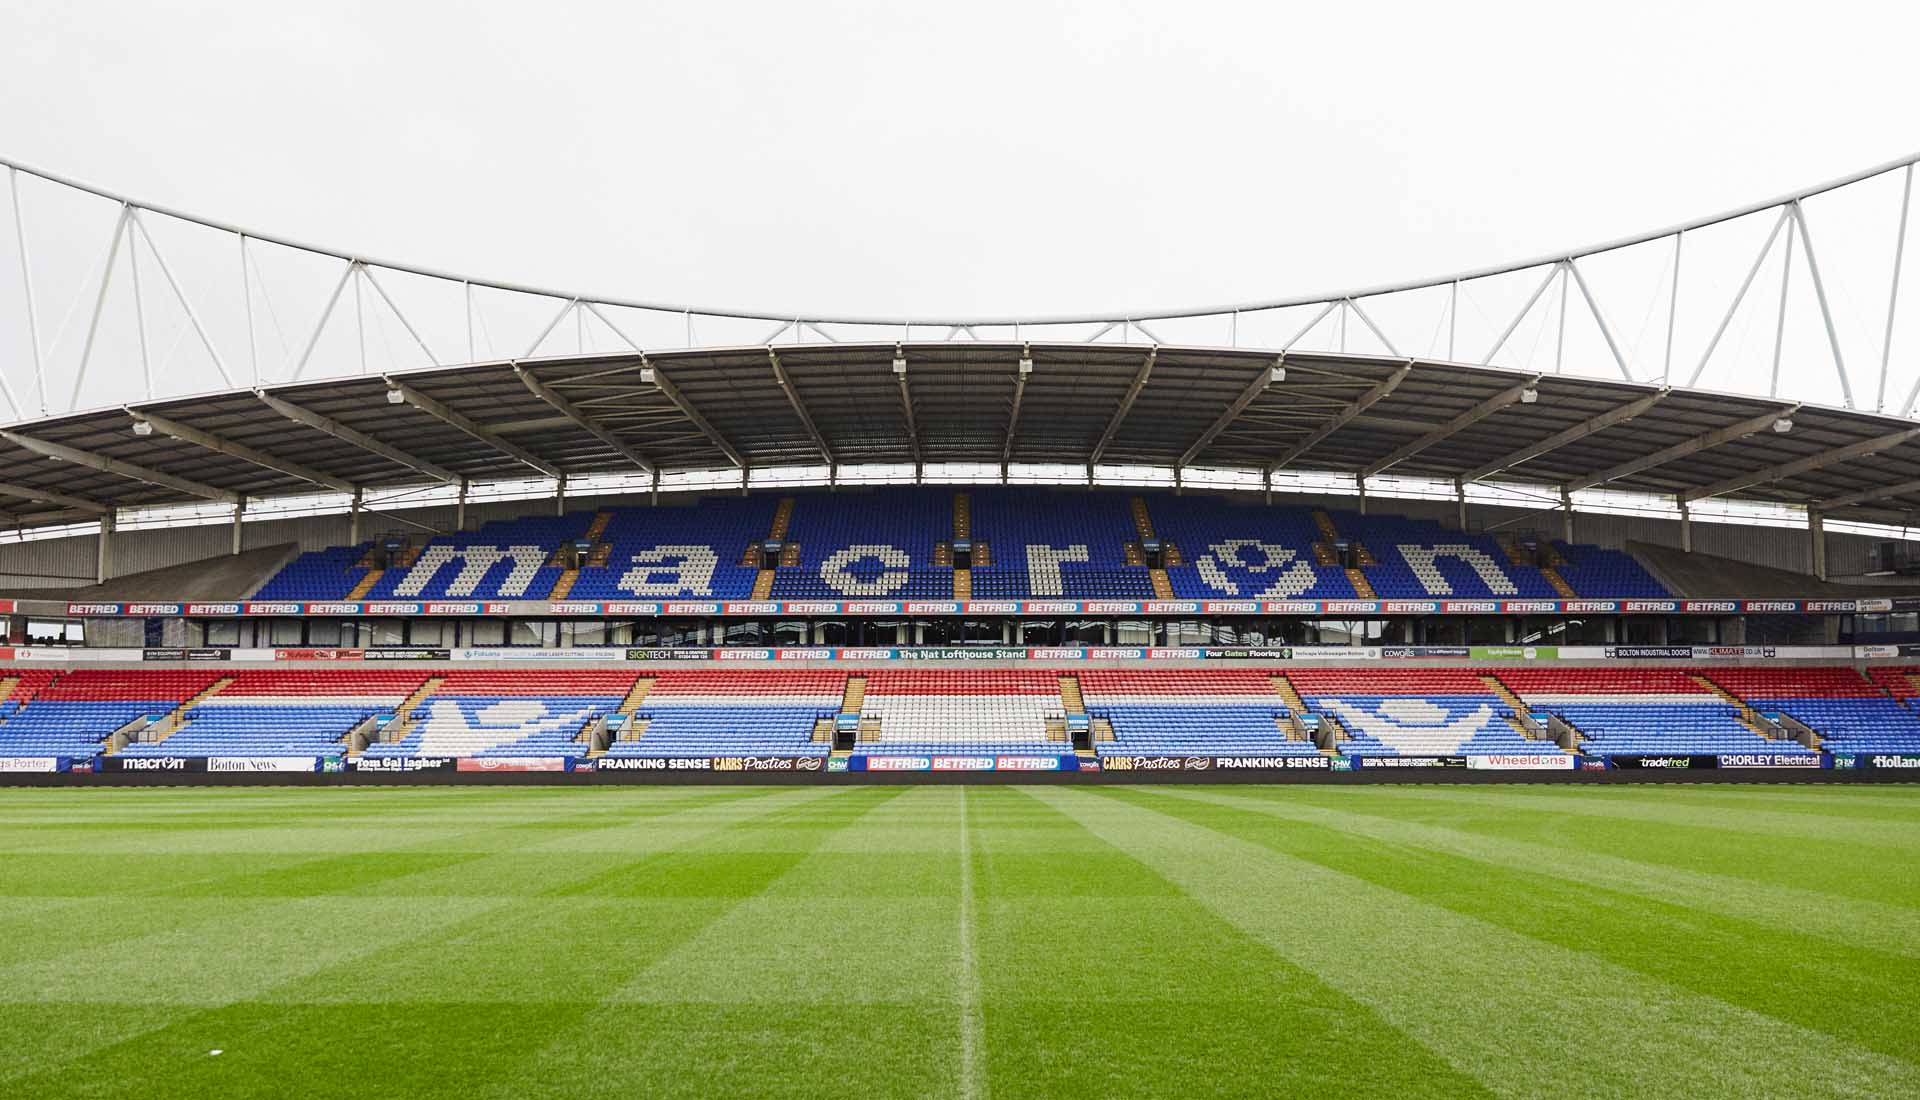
2, 154, 1920, 782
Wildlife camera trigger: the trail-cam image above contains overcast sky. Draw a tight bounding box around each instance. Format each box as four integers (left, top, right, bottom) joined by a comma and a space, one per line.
0, 1, 1916, 407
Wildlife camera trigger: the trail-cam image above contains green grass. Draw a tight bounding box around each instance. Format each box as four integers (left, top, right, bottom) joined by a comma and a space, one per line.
0, 784, 1916, 1098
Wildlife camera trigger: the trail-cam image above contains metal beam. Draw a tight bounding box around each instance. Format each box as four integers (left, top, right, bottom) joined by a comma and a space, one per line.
1179, 359, 1277, 467
127, 411, 355, 492
383, 378, 563, 479
1817, 473, 1920, 511
255, 391, 458, 484
768, 348, 833, 465
1680, 426, 1920, 504
1001, 356, 1030, 465
0, 430, 239, 502
1362, 379, 1536, 478
513, 363, 655, 475
1565, 405, 1798, 493
890, 350, 921, 467
648, 363, 746, 468
1269, 363, 1412, 471
0, 480, 110, 513
1463, 389, 1668, 482
1088, 347, 1156, 466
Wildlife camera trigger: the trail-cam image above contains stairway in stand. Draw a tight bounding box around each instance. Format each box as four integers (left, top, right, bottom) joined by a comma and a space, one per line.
952, 492, 973, 600
751, 497, 797, 599
385, 677, 445, 742
1311, 510, 1377, 597
1129, 496, 1175, 599
551, 510, 615, 599
1694, 675, 1783, 740
1271, 675, 1314, 741
1058, 676, 1085, 716
146, 677, 234, 743
1481, 674, 1546, 740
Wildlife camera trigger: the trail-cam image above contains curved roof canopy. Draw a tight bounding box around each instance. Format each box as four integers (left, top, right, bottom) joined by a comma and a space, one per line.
1, 344, 1917, 530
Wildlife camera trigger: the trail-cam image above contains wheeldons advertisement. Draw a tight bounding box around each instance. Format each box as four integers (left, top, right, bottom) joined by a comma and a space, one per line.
1465, 754, 1577, 770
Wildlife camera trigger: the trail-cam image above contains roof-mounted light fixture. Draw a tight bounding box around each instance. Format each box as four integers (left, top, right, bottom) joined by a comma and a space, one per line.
1773, 416, 1795, 434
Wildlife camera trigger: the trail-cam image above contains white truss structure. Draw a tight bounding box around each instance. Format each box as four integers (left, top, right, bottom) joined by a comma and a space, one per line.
1, 151, 1917, 423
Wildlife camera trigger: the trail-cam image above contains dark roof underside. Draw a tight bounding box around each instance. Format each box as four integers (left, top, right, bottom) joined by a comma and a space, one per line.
1, 343, 1916, 528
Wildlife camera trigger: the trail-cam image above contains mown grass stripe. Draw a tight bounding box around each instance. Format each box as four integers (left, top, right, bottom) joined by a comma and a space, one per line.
0, 786, 844, 1090
958, 787, 986, 1100
1276, 786, 1920, 909
474, 787, 953, 1100
1129, 786, 1920, 1064
1376, 786, 1920, 849
968, 787, 1495, 1099
1176, 786, 1920, 956
1034, 786, 1920, 1100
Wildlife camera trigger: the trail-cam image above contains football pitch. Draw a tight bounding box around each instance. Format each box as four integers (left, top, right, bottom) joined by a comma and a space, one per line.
0, 785, 1915, 1099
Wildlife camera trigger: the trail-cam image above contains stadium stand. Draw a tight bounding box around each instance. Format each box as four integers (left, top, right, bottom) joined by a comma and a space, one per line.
1552, 541, 1669, 599
124, 669, 425, 758
1145, 496, 1356, 599
1494, 668, 1816, 757
1287, 668, 1563, 757
249, 491, 1677, 601
969, 489, 1153, 598
1710, 667, 1920, 754
252, 543, 374, 601
366, 514, 597, 600
1332, 511, 1561, 599
3, 671, 218, 758
769, 489, 952, 599
606, 669, 843, 759
857, 670, 1063, 754
364, 670, 634, 759
5, 664, 1918, 765
1081, 668, 1318, 758
565, 497, 776, 600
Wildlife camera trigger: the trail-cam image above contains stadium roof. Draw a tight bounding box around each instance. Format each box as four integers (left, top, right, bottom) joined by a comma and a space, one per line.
1, 343, 1918, 530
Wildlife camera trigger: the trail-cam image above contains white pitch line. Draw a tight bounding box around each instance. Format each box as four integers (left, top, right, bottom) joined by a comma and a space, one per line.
957, 787, 986, 1100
